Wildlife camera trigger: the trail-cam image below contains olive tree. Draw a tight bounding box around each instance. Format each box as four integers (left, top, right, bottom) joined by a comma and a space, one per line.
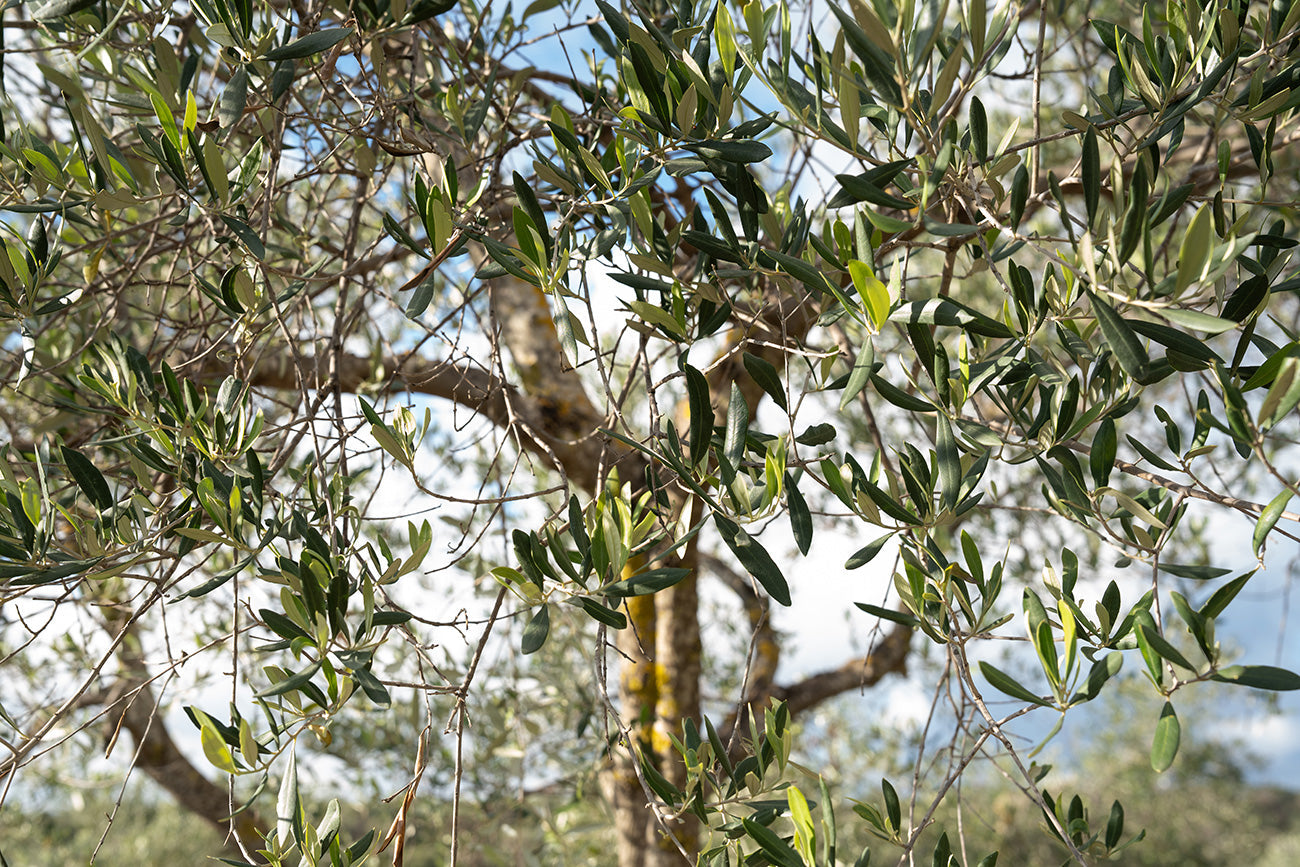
1, 0, 1299, 865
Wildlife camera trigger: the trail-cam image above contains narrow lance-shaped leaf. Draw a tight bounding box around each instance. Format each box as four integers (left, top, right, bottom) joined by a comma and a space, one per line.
715, 515, 791, 605
979, 660, 1051, 707
1213, 664, 1300, 690
936, 415, 959, 511
845, 533, 893, 569
1082, 127, 1100, 225
683, 139, 773, 163
256, 660, 323, 698
743, 351, 787, 410
1150, 702, 1180, 772
785, 473, 813, 555
599, 567, 691, 597
1253, 490, 1295, 555
1176, 206, 1212, 294
276, 747, 301, 847
1088, 289, 1150, 380
352, 665, 391, 707
881, 777, 901, 832
263, 28, 354, 62
61, 446, 113, 510
521, 605, 550, 654
723, 381, 749, 470
199, 718, 238, 774
840, 344, 875, 410
218, 67, 250, 130
1090, 417, 1117, 488
741, 817, 804, 867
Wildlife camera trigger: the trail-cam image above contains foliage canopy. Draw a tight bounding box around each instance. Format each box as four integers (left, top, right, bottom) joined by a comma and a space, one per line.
2, 0, 1300, 864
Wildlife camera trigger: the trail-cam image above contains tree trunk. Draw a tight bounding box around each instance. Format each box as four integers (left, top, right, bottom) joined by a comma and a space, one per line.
614, 577, 657, 867
649, 568, 701, 866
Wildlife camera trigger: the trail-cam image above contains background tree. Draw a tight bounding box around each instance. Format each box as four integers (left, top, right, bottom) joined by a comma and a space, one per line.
1, 0, 1299, 865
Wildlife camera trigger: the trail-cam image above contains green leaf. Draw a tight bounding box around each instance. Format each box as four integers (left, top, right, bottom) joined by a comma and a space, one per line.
683, 139, 773, 163
628, 300, 685, 336
384, 213, 425, 255
893, 298, 1013, 339
1097, 487, 1168, 529
1213, 665, 1300, 690
1259, 357, 1300, 431
978, 661, 1050, 707
256, 660, 322, 698
970, 96, 988, 161
1223, 274, 1268, 322
864, 208, 915, 233
200, 718, 238, 773
723, 381, 749, 469
1157, 563, 1231, 580
220, 215, 266, 259
522, 0, 563, 22
1082, 127, 1100, 224
1090, 417, 1117, 488
218, 67, 250, 130
1088, 290, 1150, 380
788, 786, 816, 865
871, 374, 936, 412
1135, 624, 1196, 672
512, 171, 551, 255
61, 446, 113, 510
238, 718, 259, 767
849, 260, 890, 329
743, 352, 787, 410
715, 515, 791, 606
833, 172, 914, 210
786, 474, 813, 555
845, 533, 893, 569
1159, 307, 1236, 334
935, 415, 959, 511
1202, 571, 1254, 620
1010, 163, 1030, 226
1150, 702, 1180, 772
521, 605, 550, 654
741, 817, 804, 867
405, 269, 439, 318
1073, 651, 1123, 703
827, 3, 902, 106
575, 596, 627, 628
400, 0, 460, 24
1253, 490, 1294, 555
852, 602, 920, 627
276, 748, 300, 847
796, 423, 836, 446
600, 567, 691, 597
684, 363, 712, 467
839, 344, 875, 410
1105, 800, 1125, 850
263, 28, 354, 62
352, 665, 391, 707
1175, 206, 1213, 294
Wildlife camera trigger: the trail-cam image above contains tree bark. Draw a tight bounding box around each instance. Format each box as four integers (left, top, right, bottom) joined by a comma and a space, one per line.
649, 567, 701, 864
614, 587, 657, 867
